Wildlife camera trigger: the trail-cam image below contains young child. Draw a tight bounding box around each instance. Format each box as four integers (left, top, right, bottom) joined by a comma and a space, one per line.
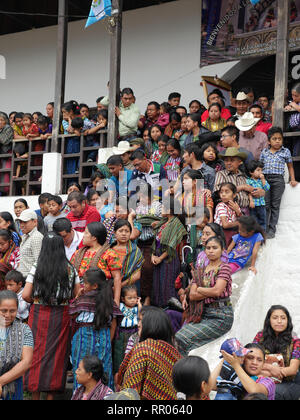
227, 216, 265, 275
200, 142, 224, 172
164, 138, 183, 182
22, 113, 39, 140
84, 109, 108, 135
151, 135, 169, 165
37, 115, 52, 140
246, 160, 270, 231
260, 127, 298, 239
172, 355, 212, 400
157, 102, 171, 128
43, 194, 65, 231
201, 103, 227, 132
113, 284, 141, 374
174, 114, 190, 150
5, 270, 31, 321
213, 338, 250, 401
96, 190, 114, 222
214, 182, 242, 247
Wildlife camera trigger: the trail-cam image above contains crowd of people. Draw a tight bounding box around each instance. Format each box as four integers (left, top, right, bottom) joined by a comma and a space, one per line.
0, 84, 300, 401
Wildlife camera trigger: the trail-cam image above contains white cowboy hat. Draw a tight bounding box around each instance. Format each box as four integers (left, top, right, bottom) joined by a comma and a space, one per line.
235, 92, 249, 102
235, 112, 260, 131
112, 141, 135, 155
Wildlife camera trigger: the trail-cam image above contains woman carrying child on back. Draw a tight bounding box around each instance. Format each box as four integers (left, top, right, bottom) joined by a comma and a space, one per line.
214, 182, 242, 247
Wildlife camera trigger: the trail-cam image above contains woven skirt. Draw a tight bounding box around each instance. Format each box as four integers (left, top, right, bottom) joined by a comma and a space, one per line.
175, 305, 234, 356
71, 326, 113, 391
24, 304, 71, 393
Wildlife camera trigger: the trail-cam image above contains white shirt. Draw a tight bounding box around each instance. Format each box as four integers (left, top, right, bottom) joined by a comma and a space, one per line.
65, 230, 84, 261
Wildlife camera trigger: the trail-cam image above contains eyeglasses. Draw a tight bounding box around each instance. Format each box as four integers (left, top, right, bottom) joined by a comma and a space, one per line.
220, 134, 231, 139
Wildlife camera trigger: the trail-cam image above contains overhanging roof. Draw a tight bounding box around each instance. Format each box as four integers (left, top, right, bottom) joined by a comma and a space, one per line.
0, 0, 177, 36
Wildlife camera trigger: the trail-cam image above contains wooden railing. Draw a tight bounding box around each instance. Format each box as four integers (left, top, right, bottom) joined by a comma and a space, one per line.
59, 130, 108, 193
0, 129, 107, 196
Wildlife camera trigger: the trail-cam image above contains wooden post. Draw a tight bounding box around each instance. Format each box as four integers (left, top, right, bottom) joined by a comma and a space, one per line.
107, 0, 123, 147
273, 0, 290, 128
51, 0, 68, 152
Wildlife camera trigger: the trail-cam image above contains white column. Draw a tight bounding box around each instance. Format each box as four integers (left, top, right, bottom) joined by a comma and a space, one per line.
41, 152, 62, 194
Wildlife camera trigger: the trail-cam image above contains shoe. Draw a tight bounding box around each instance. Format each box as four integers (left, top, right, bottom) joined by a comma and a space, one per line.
167, 297, 183, 312
266, 231, 275, 239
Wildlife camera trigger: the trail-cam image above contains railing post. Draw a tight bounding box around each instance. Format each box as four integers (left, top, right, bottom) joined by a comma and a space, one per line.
107, 0, 123, 148
273, 0, 291, 128
52, 0, 68, 151
41, 0, 68, 194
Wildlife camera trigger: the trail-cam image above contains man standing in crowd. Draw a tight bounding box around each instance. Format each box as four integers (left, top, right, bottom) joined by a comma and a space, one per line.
220, 125, 254, 166
236, 112, 268, 160
100, 87, 140, 142
67, 191, 101, 232
249, 104, 272, 135
234, 92, 250, 119
53, 217, 83, 260
17, 209, 43, 277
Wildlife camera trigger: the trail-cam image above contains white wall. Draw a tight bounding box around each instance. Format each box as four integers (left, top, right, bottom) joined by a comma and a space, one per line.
0, 0, 237, 115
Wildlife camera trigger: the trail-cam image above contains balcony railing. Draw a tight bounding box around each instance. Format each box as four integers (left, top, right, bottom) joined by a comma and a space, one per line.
0, 129, 107, 196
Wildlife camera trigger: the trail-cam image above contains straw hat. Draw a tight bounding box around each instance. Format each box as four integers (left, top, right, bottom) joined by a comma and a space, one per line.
218, 147, 247, 161
235, 112, 260, 131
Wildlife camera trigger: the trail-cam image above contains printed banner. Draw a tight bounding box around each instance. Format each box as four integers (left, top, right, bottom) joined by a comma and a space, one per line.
201, 0, 300, 67
85, 0, 112, 28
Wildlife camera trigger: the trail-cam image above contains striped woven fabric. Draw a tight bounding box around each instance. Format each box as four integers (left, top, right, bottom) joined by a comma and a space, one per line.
118, 338, 181, 400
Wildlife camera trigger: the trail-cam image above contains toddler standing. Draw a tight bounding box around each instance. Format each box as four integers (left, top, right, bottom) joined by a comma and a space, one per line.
246, 160, 270, 231
113, 285, 141, 374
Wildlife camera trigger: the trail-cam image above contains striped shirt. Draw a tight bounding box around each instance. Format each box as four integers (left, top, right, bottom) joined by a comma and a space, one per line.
214, 170, 249, 208
260, 146, 292, 175
214, 202, 239, 226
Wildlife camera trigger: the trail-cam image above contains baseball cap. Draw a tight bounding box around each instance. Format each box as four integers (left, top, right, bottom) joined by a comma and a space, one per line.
17, 209, 38, 222
219, 338, 250, 358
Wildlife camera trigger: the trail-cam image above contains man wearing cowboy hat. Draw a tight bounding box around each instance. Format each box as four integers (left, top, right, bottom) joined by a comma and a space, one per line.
214, 148, 265, 215
236, 112, 268, 160
112, 140, 135, 170
234, 92, 250, 119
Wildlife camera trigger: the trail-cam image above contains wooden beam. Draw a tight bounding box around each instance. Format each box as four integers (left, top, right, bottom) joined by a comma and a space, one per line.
107, 0, 123, 148
51, 0, 68, 152
273, 0, 290, 128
